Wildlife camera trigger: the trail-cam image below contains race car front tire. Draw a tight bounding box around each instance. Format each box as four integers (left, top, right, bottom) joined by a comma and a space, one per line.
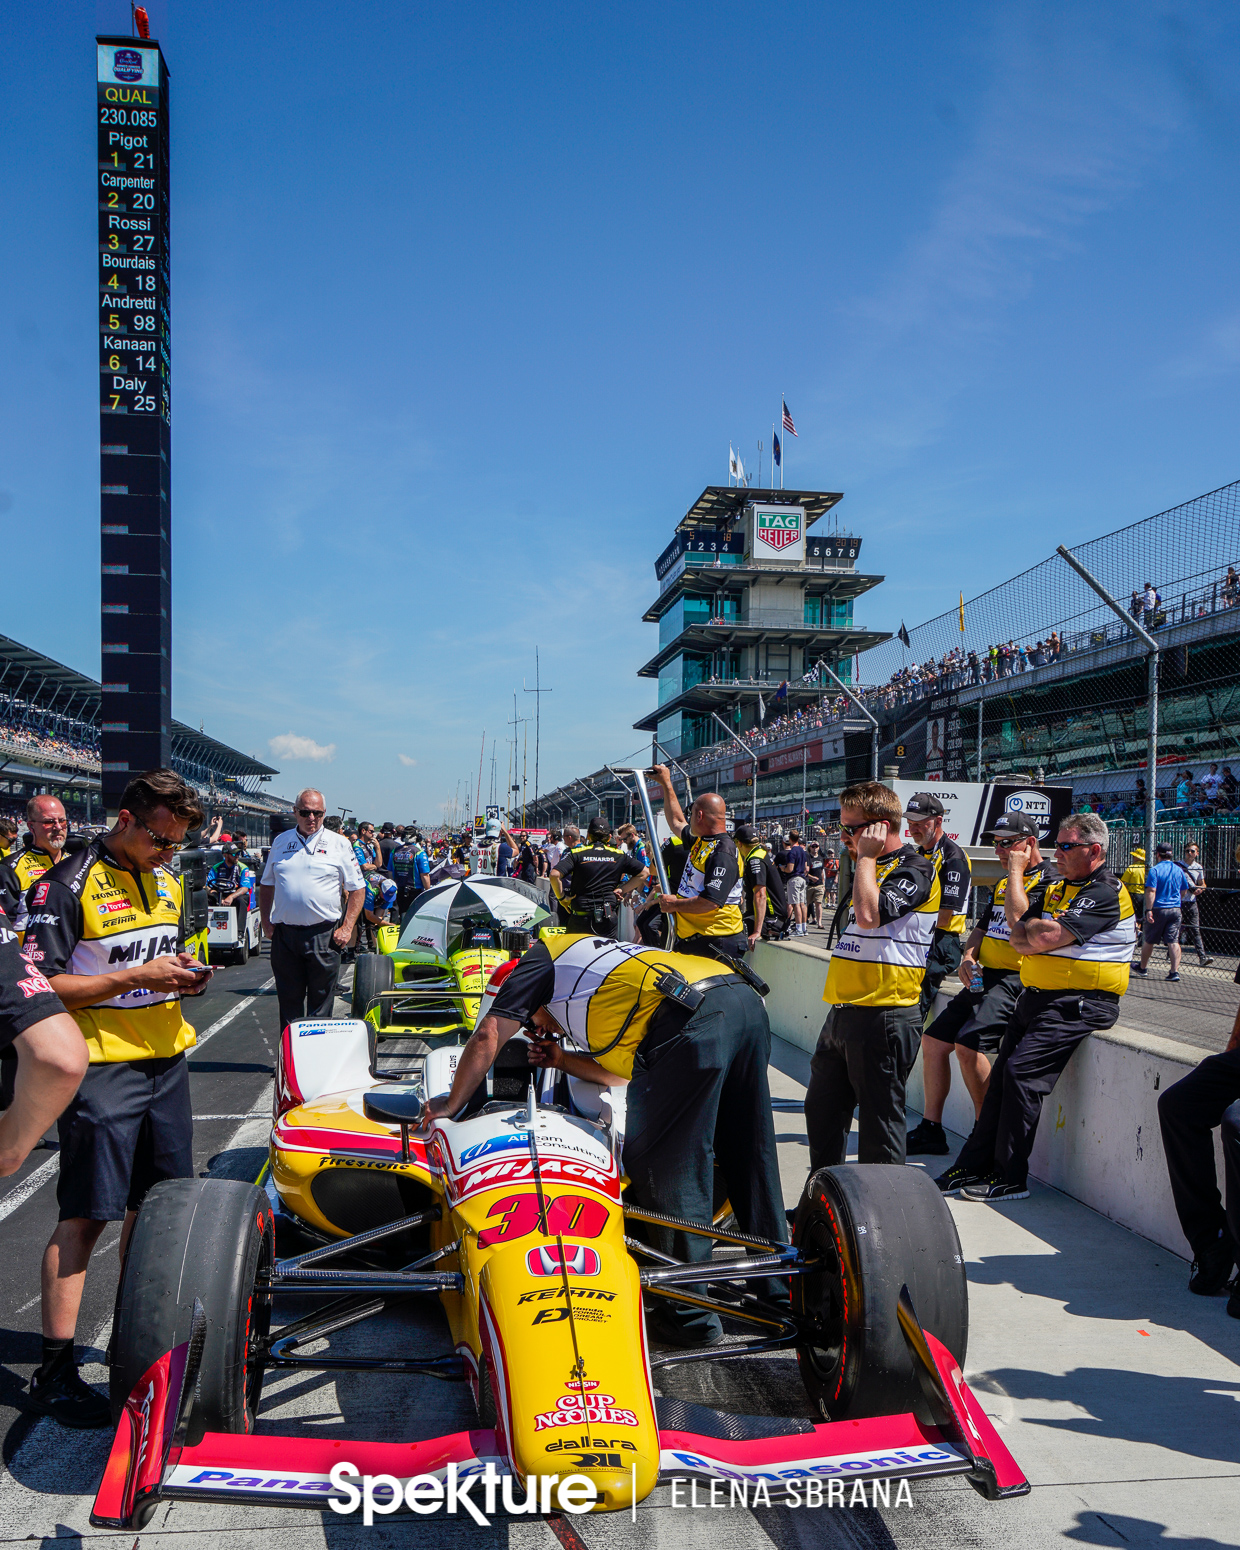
792, 1163, 968, 1422
352, 952, 394, 1022
109, 1177, 274, 1434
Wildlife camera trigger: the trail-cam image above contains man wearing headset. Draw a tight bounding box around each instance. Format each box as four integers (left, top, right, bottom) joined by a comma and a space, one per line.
421, 931, 786, 1347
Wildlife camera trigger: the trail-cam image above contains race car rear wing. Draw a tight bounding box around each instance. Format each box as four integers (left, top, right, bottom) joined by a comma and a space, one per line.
91, 1291, 1027, 1529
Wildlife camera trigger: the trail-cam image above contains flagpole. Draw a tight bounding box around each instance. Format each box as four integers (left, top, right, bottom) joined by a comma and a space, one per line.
780, 395, 785, 489
771, 422, 776, 489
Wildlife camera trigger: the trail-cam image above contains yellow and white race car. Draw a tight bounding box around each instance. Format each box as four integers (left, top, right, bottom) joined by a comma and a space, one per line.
93, 935, 1028, 1529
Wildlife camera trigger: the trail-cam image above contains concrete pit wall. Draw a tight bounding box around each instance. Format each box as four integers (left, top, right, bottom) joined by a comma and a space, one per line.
751, 938, 1224, 1259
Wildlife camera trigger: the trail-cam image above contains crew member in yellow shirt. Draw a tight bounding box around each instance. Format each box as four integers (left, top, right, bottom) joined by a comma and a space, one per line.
938, 811, 1132, 1203
805, 781, 939, 1168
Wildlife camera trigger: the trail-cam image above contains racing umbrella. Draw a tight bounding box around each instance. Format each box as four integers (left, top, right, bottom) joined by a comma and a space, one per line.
396, 875, 549, 959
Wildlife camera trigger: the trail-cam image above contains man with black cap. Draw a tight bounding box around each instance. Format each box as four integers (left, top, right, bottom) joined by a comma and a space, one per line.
902, 792, 972, 1021
207, 842, 252, 943
735, 823, 790, 948
1136, 841, 1185, 982
550, 816, 647, 938
907, 813, 1046, 1155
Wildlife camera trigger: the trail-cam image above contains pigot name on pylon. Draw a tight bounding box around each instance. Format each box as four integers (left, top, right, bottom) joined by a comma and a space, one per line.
326, 1461, 597, 1525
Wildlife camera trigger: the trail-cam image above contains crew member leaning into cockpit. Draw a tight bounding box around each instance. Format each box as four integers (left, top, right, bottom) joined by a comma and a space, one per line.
420, 932, 786, 1348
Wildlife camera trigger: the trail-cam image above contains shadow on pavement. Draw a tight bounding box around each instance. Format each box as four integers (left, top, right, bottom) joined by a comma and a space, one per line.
1065, 1509, 1239, 1549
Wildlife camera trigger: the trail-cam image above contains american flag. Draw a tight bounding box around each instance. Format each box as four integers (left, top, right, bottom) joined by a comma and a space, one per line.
782, 399, 798, 437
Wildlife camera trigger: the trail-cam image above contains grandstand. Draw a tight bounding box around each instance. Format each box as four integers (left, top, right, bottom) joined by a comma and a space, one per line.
0, 632, 292, 835
530, 479, 1240, 858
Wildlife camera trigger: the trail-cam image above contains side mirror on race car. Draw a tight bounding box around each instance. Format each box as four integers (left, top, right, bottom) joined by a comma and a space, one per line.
362, 1086, 423, 1163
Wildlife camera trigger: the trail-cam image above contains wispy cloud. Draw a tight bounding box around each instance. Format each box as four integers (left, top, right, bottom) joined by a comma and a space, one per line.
269, 732, 337, 763
398, 754, 417, 767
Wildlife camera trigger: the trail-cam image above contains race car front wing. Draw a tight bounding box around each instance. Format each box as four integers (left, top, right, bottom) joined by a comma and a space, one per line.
90, 1290, 1028, 1529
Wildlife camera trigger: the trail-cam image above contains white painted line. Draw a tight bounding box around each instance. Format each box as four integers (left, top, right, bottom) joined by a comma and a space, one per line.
189, 975, 275, 1054
0, 1153, 58, 1227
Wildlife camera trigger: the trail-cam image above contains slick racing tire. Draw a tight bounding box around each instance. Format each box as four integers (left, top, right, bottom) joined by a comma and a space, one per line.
351, 952, 394, 1022
792, 1164, 967, 1421
109, 1178, 274, 1434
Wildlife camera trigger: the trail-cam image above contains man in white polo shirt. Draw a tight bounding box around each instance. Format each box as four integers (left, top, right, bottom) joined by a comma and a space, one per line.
260, 789, 365, 1030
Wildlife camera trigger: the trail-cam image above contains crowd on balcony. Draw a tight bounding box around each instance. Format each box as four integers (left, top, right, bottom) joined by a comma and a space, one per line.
1074, 764, 1240, 827
0, 716, 100, 768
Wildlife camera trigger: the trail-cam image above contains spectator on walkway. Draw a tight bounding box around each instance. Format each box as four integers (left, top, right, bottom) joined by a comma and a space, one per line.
805, 841, 826, 928
777, 830, 809, 935
1136, 841, 1186, 982
1180, 842, 1214, 969
1157, 976, 1240, 1315
260, 789, 365, 1031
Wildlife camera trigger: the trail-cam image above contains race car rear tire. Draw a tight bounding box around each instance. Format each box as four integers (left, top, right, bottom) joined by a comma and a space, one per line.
109, 1178, 274, 1433
792, 1164, 967, 1422
352, 952, 394, 1021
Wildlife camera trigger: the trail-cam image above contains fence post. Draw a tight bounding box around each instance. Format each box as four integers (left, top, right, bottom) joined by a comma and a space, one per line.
1056, 545, 1160, 863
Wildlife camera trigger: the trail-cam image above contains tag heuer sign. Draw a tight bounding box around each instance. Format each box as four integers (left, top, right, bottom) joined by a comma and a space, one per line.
752, 506, 805, 560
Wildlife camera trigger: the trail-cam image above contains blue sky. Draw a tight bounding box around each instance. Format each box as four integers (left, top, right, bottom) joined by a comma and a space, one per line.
3, 2, 1239, 821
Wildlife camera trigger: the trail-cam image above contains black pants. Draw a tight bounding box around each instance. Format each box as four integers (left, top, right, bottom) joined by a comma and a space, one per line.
1157, 1047, 1240, 1255
805, 1003, 923, 1167
636, 902, 667, 948
956, 987, 1119, 1187
674, 929, 749, 965
918, 927, 963, 1020
624, 979, 786, 1339
1180, 898, 1209, 960
271, 920, 342, 1031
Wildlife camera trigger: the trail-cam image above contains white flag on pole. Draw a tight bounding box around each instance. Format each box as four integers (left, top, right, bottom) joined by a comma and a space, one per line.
757, 692, 766, 722
729, 444, 738, 482
735, 450, 746, 486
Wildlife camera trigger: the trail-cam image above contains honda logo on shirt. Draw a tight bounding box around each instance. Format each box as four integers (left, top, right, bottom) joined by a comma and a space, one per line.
526, 1244, 601, 1277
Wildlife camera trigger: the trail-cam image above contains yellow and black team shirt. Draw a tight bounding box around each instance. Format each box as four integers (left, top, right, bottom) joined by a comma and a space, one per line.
551, 843, 644, 910
24, 837, 197, 1063
1018, 867, 1133, 996
920, 834, 971, 935
825, 845, 940, 1008
739, 845, 789, 924
674, 828, 745, 940
489, 934, 736, 1079
0, 846, 57, 938
977, 864, 1046, 973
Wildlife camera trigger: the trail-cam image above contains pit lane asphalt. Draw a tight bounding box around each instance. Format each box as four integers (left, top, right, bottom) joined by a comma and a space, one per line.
1, 965, 1238, 1548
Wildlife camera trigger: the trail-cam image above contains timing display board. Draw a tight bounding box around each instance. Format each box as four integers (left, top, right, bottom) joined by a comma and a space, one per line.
97, 36, 172, 810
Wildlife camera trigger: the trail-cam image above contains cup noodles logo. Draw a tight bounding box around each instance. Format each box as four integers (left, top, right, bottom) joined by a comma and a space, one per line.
534, 1392, 638, 1431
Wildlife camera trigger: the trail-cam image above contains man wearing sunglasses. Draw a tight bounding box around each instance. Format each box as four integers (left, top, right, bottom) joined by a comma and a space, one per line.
24, 768, 212, 1428
908, 813, 1045, 1155
806, 781, 939, 1169
260, 789, 365, 1033
939, 811, 1133, 1202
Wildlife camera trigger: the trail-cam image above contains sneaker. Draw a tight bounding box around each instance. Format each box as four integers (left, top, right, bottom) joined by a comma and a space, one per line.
1199, 956, 1216, 968
25, 1364, 112, 1429
1166, 972, 1181, 982
1188, 1233, 1236, 1295
933, 1162, 988, 1196
960, 1171, 1030, 1202
906, 1119, 951, 1156
1133, 965, 1148, 977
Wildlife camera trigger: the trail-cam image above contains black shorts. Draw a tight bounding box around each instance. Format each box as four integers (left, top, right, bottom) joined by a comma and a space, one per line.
0, 917, 65, 1054
56, 1053, 193, 1222
923, 968, 1021, 1055
1143, 907, 1181, 946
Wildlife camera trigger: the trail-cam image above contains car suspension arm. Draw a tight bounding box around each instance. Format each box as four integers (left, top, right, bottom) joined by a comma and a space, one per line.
275, 1207, 439, 1274
623, 1203, 785, 1254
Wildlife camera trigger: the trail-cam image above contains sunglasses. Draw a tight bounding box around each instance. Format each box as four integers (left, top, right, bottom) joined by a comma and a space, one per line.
137, 817, 185, 852
1054, 839, 1095, 852
839, 819, 886, 836
298, 808, 326, 818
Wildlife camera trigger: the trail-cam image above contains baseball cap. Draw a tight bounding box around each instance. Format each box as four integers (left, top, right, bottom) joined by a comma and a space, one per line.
735, 823, 756, 844
902, 792, 945, 821
983, 813, 1038, 841
1155, 841, 1173, 857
